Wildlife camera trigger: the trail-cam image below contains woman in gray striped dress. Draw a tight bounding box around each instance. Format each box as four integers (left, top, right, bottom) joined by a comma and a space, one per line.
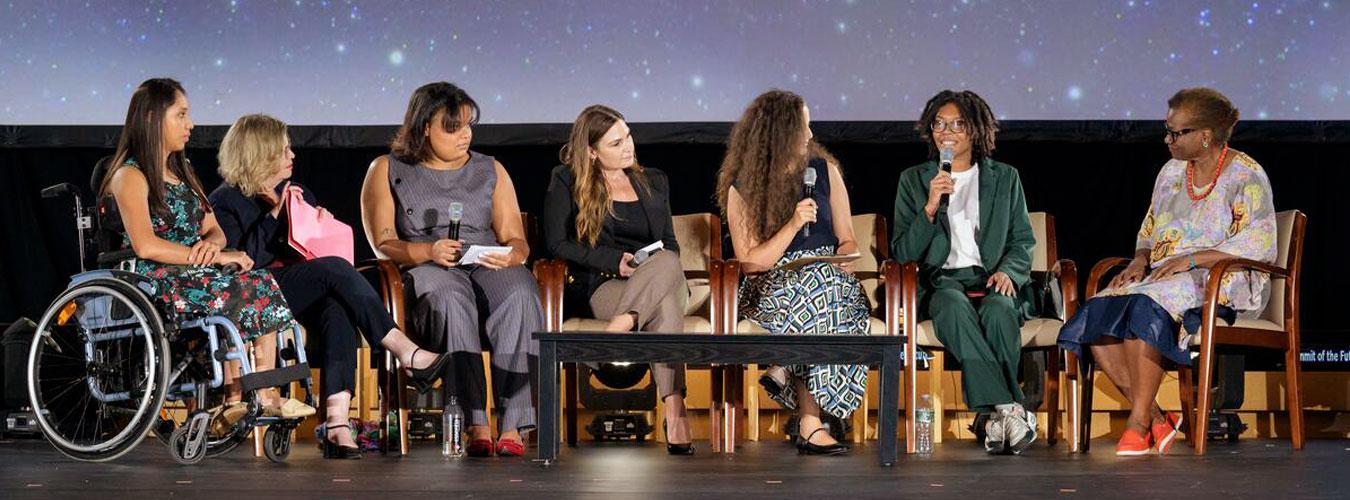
361, 82, 544, 457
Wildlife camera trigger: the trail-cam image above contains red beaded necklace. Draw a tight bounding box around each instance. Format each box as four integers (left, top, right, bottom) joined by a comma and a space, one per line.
1186, 145, 1229, 202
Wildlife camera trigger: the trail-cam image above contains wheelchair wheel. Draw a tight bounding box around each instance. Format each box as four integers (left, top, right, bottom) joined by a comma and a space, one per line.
263, 425, 292, 463
27, 278, 171, 462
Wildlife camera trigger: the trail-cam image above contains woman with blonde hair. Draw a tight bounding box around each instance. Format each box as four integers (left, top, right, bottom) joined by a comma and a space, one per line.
542, 104, 694, 454
717, 90, 869, 456
210, 113, 450, 459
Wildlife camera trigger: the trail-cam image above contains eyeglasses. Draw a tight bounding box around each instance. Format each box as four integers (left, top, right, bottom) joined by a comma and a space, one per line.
930, 119, 967, 134
1164, 126, 1198, 142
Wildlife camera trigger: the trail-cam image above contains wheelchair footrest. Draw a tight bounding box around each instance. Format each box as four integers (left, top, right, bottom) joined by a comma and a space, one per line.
240, 363, 310, 394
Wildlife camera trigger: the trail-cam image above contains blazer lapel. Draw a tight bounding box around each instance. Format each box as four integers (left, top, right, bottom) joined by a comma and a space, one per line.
633, 171, 664, 243
977, 160, 1000, 267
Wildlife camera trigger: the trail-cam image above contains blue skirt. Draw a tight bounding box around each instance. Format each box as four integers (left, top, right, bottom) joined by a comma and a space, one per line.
1057, 295, 1235, 366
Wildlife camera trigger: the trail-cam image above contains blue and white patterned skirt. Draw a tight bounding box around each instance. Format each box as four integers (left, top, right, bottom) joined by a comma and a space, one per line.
740, 246, 872, 419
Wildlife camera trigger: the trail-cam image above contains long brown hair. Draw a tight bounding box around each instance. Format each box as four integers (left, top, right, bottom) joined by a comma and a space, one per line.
716, 90, 834, 243
100, 78, 210, 216
560, 105, 647, 247
390, 82, 480, 165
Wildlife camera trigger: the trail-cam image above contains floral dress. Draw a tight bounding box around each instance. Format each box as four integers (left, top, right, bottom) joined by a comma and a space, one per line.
1058, 151, 1277, 365
117, 164, 295, 341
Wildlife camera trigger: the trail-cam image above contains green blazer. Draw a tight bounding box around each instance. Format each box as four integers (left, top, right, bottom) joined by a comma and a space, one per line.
890, 158, 1036, 296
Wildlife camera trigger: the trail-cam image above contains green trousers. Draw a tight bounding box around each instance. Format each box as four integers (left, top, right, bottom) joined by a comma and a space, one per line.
925, 267, 1024, 412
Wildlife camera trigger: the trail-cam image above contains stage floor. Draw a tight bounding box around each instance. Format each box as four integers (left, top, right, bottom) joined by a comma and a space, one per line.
0, 437, 1345, 499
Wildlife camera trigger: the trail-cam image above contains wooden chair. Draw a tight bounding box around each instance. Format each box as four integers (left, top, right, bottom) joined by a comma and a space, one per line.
533, 213, 728, 450
356, 213, 545, 454
728, 214, 903, 449
1067, 210, 1306, 455
897, 212, 1079, 453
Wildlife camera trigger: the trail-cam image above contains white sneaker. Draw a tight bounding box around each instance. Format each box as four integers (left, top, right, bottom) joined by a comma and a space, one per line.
1002, 404, 1038, 455
983, 412, 1006, 454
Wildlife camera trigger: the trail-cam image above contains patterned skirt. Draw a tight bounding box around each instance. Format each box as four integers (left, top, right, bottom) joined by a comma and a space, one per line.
136, 263, 296, 342
739, 246, 871, 419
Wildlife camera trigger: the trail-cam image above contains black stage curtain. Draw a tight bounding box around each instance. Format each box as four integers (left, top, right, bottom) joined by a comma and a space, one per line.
3, 121, 1347, 358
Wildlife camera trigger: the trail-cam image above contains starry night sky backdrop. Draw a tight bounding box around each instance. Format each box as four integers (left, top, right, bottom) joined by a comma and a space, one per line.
2, 0, 1347, 125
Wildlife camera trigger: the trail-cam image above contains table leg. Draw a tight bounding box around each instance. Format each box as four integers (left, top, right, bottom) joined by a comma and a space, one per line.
537, 340, 559, 462
879, 345, 900, 467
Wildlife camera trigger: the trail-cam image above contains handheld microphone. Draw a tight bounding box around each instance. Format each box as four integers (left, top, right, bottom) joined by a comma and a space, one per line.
801, 167, 818, 238
448, 202, 463, 240
938, 147, 955, 211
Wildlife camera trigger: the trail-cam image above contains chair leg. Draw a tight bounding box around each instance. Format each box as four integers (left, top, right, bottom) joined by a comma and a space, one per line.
1046, 347, 1061, 447
565, 363, 579, 447
726, 365, 742, 453
1079, 356, 1095, 453
745, 364, 760, 442
904, 348, 917, 454
709, 365, 724, 453
1178, 366, 1195, 440
397, 369, 410, 455
928, 354, 944, 444
1285, 348, 1305, 450
1194, 343, 1216, 455
852, 375, 870, 443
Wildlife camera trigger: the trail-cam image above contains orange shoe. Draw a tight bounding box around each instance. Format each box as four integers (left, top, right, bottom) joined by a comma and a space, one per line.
1152, 412, 1183, 455
1115, 427, 1151, 456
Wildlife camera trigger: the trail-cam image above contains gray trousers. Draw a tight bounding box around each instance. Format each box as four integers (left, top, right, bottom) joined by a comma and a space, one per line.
407, 263, 543, 432
588, 251, 691, 403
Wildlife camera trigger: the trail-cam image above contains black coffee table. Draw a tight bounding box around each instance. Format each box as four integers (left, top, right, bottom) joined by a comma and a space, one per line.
534, 331, 903, 466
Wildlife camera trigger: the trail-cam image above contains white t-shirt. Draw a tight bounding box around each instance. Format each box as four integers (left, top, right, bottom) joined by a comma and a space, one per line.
943, 163, 982, 269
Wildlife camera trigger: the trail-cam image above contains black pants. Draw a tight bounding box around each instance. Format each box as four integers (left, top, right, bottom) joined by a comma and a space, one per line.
271, 256, 398, 400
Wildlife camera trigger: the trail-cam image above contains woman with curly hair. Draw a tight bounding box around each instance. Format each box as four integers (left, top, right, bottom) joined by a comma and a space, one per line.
717, 90, 869, 456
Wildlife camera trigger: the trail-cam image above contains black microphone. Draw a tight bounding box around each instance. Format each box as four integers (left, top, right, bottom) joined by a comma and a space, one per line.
938, 147, 955, 211
447, 202, 463, 240
801, 167, 817, 238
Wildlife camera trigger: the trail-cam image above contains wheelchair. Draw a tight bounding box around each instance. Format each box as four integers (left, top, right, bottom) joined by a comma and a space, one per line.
25, 158, 314, 464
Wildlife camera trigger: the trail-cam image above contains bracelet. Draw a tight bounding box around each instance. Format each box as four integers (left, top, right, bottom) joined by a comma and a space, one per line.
1189, 254, 1197, 269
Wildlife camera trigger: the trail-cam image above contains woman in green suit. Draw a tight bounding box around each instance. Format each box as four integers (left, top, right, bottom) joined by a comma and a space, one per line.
890, 90, 1037, 455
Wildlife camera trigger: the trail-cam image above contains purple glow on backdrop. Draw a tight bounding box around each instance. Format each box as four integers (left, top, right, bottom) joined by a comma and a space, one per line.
1, 0, 1346, 124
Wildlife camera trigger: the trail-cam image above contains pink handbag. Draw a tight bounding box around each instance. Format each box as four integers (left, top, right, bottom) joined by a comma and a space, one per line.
284, 185, 355, 265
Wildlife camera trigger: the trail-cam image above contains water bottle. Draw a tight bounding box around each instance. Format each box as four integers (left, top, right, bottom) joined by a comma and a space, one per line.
442, 396, 464, 457
915, 394, 934, 454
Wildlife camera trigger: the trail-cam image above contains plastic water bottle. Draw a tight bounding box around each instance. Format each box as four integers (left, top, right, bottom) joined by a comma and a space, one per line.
915, 394, 934, 454
442, 396, 464, 457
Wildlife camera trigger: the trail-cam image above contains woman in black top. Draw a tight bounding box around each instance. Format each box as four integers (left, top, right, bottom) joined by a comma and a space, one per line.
209, 114, 450, 459
542, 105, 695, 454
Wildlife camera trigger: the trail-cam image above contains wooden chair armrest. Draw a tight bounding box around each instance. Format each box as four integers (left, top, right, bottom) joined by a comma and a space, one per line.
1198, 257, 1290, 337
1052, 258, 1080, 320
1086, 257, 1134, 297
879, 260, 905, 337
355, 258, 407, 330
532, 258, 567, 331
719, 259, 744, 335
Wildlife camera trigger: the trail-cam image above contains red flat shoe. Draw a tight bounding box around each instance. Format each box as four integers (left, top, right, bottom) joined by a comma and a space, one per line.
496, 437, 525, 457
1115, 427, 1151, 456
467, 438, 495, 457
1152, 412, 1183, 455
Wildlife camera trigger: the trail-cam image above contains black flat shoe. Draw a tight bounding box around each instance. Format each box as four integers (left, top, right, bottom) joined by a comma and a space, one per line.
796, 427, 849, 456
663, 420, 695, 456
406, 348, 451, 395
320, 424, 363, 460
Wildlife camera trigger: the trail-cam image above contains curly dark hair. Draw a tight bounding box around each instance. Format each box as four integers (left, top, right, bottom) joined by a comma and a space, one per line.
716, 89, 835, 243
915, 89, 999, 160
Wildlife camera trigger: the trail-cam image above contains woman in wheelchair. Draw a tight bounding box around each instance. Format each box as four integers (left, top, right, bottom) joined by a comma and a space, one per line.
210, 114, 453, 459
97, 79, 316, 422
360, 82, 544, 457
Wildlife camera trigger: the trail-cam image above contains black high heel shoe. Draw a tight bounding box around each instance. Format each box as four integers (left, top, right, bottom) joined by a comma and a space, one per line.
663, 420, 695, 456
406, 348, 452, 395
320, 424, 363, 460
796, 427, 849, 456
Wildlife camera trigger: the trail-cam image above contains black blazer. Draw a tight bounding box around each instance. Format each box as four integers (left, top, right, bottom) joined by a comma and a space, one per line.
208, 182, 318, 268
542, 165, 680, 301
